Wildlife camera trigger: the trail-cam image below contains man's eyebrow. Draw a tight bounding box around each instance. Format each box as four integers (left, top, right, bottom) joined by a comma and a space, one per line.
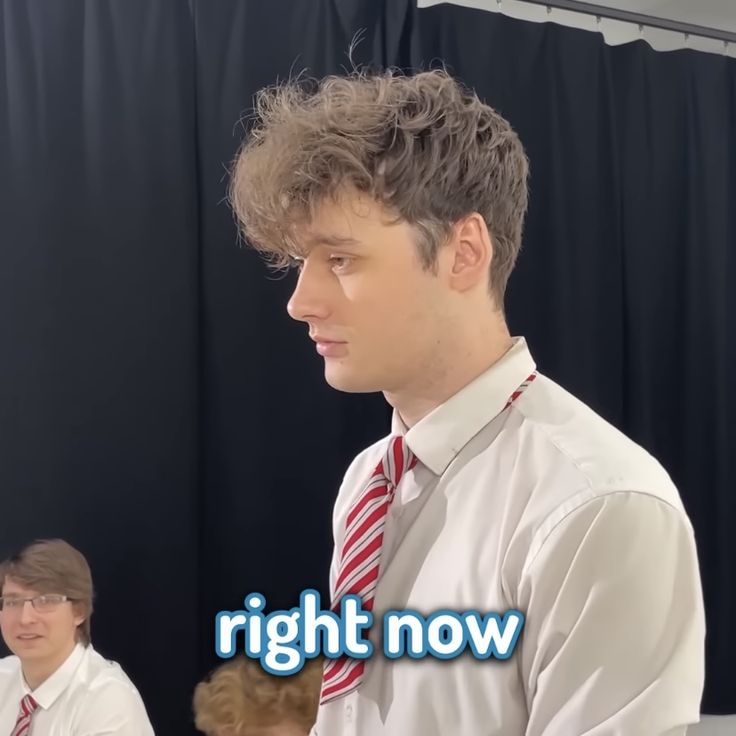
308, 233, 362, 247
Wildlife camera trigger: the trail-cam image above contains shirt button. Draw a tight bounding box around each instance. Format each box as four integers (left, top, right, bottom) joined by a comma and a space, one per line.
346, 704, 353, 721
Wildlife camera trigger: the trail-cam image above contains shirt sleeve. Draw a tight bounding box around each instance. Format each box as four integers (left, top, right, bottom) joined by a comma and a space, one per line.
518, 491, 705, 736
73, 679, 156, 735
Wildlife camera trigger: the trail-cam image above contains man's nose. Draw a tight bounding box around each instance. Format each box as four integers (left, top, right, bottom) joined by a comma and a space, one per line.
20, 601, 37, 624
286, 262, 331, 323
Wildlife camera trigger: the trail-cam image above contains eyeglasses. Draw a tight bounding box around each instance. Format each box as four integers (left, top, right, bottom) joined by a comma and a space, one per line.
0, 595, 72, 613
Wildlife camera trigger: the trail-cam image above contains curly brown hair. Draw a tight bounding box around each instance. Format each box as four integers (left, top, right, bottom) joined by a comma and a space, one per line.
230, 68, 529, 306
193, 657, 322, 735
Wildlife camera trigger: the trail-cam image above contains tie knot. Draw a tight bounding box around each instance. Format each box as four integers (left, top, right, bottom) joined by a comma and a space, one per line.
383, 435, 417, 489
21, 694, 38, 714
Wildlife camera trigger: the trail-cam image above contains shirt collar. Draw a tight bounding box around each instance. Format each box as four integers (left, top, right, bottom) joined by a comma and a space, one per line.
20, 642, 87, 709
392, 336, 536, 476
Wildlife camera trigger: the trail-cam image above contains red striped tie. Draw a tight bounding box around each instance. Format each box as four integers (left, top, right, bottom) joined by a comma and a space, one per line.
319, 371, 537, 705
320, 435, 417, 704
11, 695, 38, 736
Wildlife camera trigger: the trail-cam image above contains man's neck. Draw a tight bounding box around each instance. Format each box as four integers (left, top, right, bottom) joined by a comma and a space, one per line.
22, 640, 77, 691
385, 324, 514, 429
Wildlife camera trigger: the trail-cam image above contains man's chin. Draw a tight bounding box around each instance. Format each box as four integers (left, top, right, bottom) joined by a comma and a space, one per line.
11, 641, 49, 659
324, 367, 381, 394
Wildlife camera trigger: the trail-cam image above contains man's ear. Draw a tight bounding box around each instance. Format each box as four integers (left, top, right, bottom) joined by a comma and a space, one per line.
72, 602, 86, 628
445, 213, 493, 292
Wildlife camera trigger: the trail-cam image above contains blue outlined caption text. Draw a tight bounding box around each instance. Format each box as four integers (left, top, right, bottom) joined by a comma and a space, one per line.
215, 590, 524, 674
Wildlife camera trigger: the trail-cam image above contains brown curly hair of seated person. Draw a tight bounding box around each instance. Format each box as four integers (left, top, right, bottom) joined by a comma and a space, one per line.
193, 657, 322, 736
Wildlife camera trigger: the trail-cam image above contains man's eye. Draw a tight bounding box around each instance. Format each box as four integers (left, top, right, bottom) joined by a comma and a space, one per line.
329, 256, 353, 270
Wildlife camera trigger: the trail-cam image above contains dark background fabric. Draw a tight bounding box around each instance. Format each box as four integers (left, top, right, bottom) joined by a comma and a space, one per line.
0, 1, 733, 732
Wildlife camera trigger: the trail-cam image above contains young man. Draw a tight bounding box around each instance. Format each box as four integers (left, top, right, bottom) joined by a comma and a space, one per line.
229, 70, 705, 735
0, 539, 155, 735
193, 657, 321, 736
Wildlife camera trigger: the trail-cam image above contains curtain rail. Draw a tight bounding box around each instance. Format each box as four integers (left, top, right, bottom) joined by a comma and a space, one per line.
521, 0, 736, 44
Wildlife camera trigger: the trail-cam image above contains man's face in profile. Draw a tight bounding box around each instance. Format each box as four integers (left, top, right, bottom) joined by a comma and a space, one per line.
286, 191, 454, 397
0, 576, 83, 667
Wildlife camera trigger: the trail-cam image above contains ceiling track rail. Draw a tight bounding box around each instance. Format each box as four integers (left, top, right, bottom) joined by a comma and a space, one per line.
521, 0, 736, 44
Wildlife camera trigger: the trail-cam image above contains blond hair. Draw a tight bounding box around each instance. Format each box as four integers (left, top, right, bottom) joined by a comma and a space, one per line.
0, 539, 94, 645
230, 68, 529, 306
193, 657, 322, 735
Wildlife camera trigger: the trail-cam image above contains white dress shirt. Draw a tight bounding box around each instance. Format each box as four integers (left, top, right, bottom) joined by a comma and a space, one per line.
0, 643, 155, 735
312, 337, 705, 736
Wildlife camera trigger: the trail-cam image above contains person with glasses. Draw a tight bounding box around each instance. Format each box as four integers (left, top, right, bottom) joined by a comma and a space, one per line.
0, 539, 154, 734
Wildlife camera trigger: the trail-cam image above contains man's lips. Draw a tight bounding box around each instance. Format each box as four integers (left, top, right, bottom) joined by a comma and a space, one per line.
311, 336, 348, 357
310, 334, 345, 343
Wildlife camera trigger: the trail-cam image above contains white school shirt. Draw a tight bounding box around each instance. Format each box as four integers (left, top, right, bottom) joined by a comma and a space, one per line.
0, 643, 155, 735
312, 337, 705, 736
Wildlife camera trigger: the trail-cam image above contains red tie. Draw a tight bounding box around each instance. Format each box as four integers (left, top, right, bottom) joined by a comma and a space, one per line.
11, 695, 38, 736
320, 435, 417, 704
319, 371, 538, 705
